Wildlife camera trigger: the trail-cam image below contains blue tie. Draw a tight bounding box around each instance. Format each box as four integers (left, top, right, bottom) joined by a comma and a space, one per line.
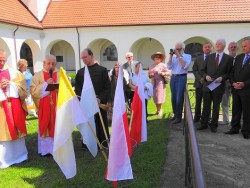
243, 54, 250, 67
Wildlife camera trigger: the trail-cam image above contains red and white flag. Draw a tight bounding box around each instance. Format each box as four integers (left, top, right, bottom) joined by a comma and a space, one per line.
106, 65, 133, 182
130, 64, 147, 144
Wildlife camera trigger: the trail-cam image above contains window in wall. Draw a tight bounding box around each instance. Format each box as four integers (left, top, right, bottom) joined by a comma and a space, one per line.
102, 45, 118, 61
184, 43, 203, 61
20, 42, 34, 74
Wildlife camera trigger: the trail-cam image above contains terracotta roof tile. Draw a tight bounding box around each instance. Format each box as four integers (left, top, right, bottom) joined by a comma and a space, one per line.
0, 0, 42, 29
42, 0, 250, 28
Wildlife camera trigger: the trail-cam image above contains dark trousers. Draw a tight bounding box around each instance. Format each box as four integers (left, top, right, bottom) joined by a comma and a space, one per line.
230, 92, 250, 135
201, 90, 223, 127
170, 75, 187, 120
95, 108, 110, 148
194, 87, 203, 120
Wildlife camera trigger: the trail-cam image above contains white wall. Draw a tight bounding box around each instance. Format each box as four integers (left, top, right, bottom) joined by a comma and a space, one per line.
1, 22, 250, 73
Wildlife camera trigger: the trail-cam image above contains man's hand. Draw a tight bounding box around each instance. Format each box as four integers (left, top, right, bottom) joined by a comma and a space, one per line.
47, 78, 53, 84
206, 75, 213, 82
97, 98, 101, 104
199, 78, 205, 84
0, 78, 10, 89
214, 77, 222, 83
233, 82, 245, 89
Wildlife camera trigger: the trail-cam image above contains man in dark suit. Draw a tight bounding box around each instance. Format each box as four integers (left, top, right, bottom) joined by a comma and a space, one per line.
192, 42, 212, 122
225, 37, 250, 139
197, 39, 234, 132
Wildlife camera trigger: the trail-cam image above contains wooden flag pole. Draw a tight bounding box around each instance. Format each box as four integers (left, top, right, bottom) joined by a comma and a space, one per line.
98, 111, 110, 148
129, 110, 134, 132
87, 121, 108, 162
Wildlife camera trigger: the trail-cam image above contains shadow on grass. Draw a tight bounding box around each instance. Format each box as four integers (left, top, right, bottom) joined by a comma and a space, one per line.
16, 129, 112, 188
4, 109, 170, 187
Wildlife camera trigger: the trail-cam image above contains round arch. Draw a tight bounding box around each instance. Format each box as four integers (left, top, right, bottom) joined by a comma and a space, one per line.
88, 38, 118, 70
0, 38, 11, 67
46, 40, 76, 72
131, 37, 165, 70
184, 36, 213, 60
20, 39, 41, 74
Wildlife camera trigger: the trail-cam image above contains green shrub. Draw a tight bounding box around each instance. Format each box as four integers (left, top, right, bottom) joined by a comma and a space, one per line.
68, 73, 76, 80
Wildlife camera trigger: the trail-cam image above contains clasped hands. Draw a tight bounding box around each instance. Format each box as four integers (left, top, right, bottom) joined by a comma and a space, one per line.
0, 78, 10, 89
232, 82, 244, 90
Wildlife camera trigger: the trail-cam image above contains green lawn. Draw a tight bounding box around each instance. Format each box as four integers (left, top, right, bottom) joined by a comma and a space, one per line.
0, 85, 173, 188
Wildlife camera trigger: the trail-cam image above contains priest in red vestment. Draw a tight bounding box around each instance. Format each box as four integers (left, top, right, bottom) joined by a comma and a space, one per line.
30, 55, 59, 156
0, 49, 28, 168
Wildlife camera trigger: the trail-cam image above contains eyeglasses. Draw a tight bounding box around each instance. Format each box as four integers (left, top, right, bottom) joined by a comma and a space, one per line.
176, 48, 182, 51
127, 56, 133, 58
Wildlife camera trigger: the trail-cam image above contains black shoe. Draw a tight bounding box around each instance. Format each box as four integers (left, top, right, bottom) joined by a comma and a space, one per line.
170, 117, 176, 121
194, 119, 200, 123
193, 117, 200, 123
209, 125, 217, 133
243, 134, 250, 139
172, 119, 181, 124
225, 130, 239, 135
197, 124, 208, 130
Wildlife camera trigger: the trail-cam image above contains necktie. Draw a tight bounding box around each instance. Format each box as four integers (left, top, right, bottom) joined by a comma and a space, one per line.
242, 54, 250, 67
215, 54, 220, 68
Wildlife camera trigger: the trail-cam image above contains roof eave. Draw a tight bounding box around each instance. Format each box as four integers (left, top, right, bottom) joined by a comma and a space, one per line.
42, 20, 250, 29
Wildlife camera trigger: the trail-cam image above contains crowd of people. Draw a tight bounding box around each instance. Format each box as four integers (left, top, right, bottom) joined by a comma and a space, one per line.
194, 37, 250, 140
1, 36, 250, 169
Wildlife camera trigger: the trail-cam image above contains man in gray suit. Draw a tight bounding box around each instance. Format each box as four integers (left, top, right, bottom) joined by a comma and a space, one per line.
197, 39, 234, 133
193, 42, 212, 122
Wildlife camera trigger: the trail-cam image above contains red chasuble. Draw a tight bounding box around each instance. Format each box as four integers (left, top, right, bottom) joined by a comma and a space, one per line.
0, 69, 27, 140
38, 71, 58, 138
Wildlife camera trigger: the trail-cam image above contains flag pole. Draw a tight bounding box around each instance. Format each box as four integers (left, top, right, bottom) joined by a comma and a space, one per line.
98, 111, 110, 148
129, 110, 134, 132
87, 121, 108, 162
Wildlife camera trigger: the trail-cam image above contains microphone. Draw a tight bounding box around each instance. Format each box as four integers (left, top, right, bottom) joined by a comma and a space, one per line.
49, 69, 53, 78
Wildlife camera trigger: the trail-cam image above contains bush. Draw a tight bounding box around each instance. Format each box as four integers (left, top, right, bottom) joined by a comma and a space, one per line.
68, 73, 76, 81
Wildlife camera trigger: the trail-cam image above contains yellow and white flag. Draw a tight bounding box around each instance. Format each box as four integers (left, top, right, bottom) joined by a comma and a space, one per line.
53, 67, 87, 179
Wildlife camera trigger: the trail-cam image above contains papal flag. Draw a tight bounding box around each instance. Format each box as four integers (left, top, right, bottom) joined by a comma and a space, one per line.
53, 67, 87, 179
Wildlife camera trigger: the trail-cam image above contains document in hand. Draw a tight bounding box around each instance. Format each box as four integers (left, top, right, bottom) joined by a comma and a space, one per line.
45, 83, 59, 91
207, 80, 221, 91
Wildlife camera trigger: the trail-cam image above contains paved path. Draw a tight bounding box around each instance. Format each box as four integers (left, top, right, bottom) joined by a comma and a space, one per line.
160, 119, 250, 188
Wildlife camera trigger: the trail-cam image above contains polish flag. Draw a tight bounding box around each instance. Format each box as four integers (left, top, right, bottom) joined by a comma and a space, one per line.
106, 65, 133, 182
130, 64, 147, 144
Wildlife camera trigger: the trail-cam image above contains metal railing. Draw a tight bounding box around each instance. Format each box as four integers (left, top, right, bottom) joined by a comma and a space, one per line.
184, 87, 206, 188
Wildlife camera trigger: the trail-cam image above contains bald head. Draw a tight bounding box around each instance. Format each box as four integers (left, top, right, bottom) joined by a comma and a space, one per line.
43, 54, 57, 71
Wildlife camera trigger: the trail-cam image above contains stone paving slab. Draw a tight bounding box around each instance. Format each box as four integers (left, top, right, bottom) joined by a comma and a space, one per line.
160, 120, 250, 188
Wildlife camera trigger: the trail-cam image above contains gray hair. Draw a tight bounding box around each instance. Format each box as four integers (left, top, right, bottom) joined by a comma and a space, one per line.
0, 49, 6, 55
242, 37, 250, 43
45, 54, 57, 62
216, 38, 226, 46
125, 52, 133, 57
175, 42, 185, 49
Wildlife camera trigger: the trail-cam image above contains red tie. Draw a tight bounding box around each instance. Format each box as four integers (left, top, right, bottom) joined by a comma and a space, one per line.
215, 54, 220, 68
